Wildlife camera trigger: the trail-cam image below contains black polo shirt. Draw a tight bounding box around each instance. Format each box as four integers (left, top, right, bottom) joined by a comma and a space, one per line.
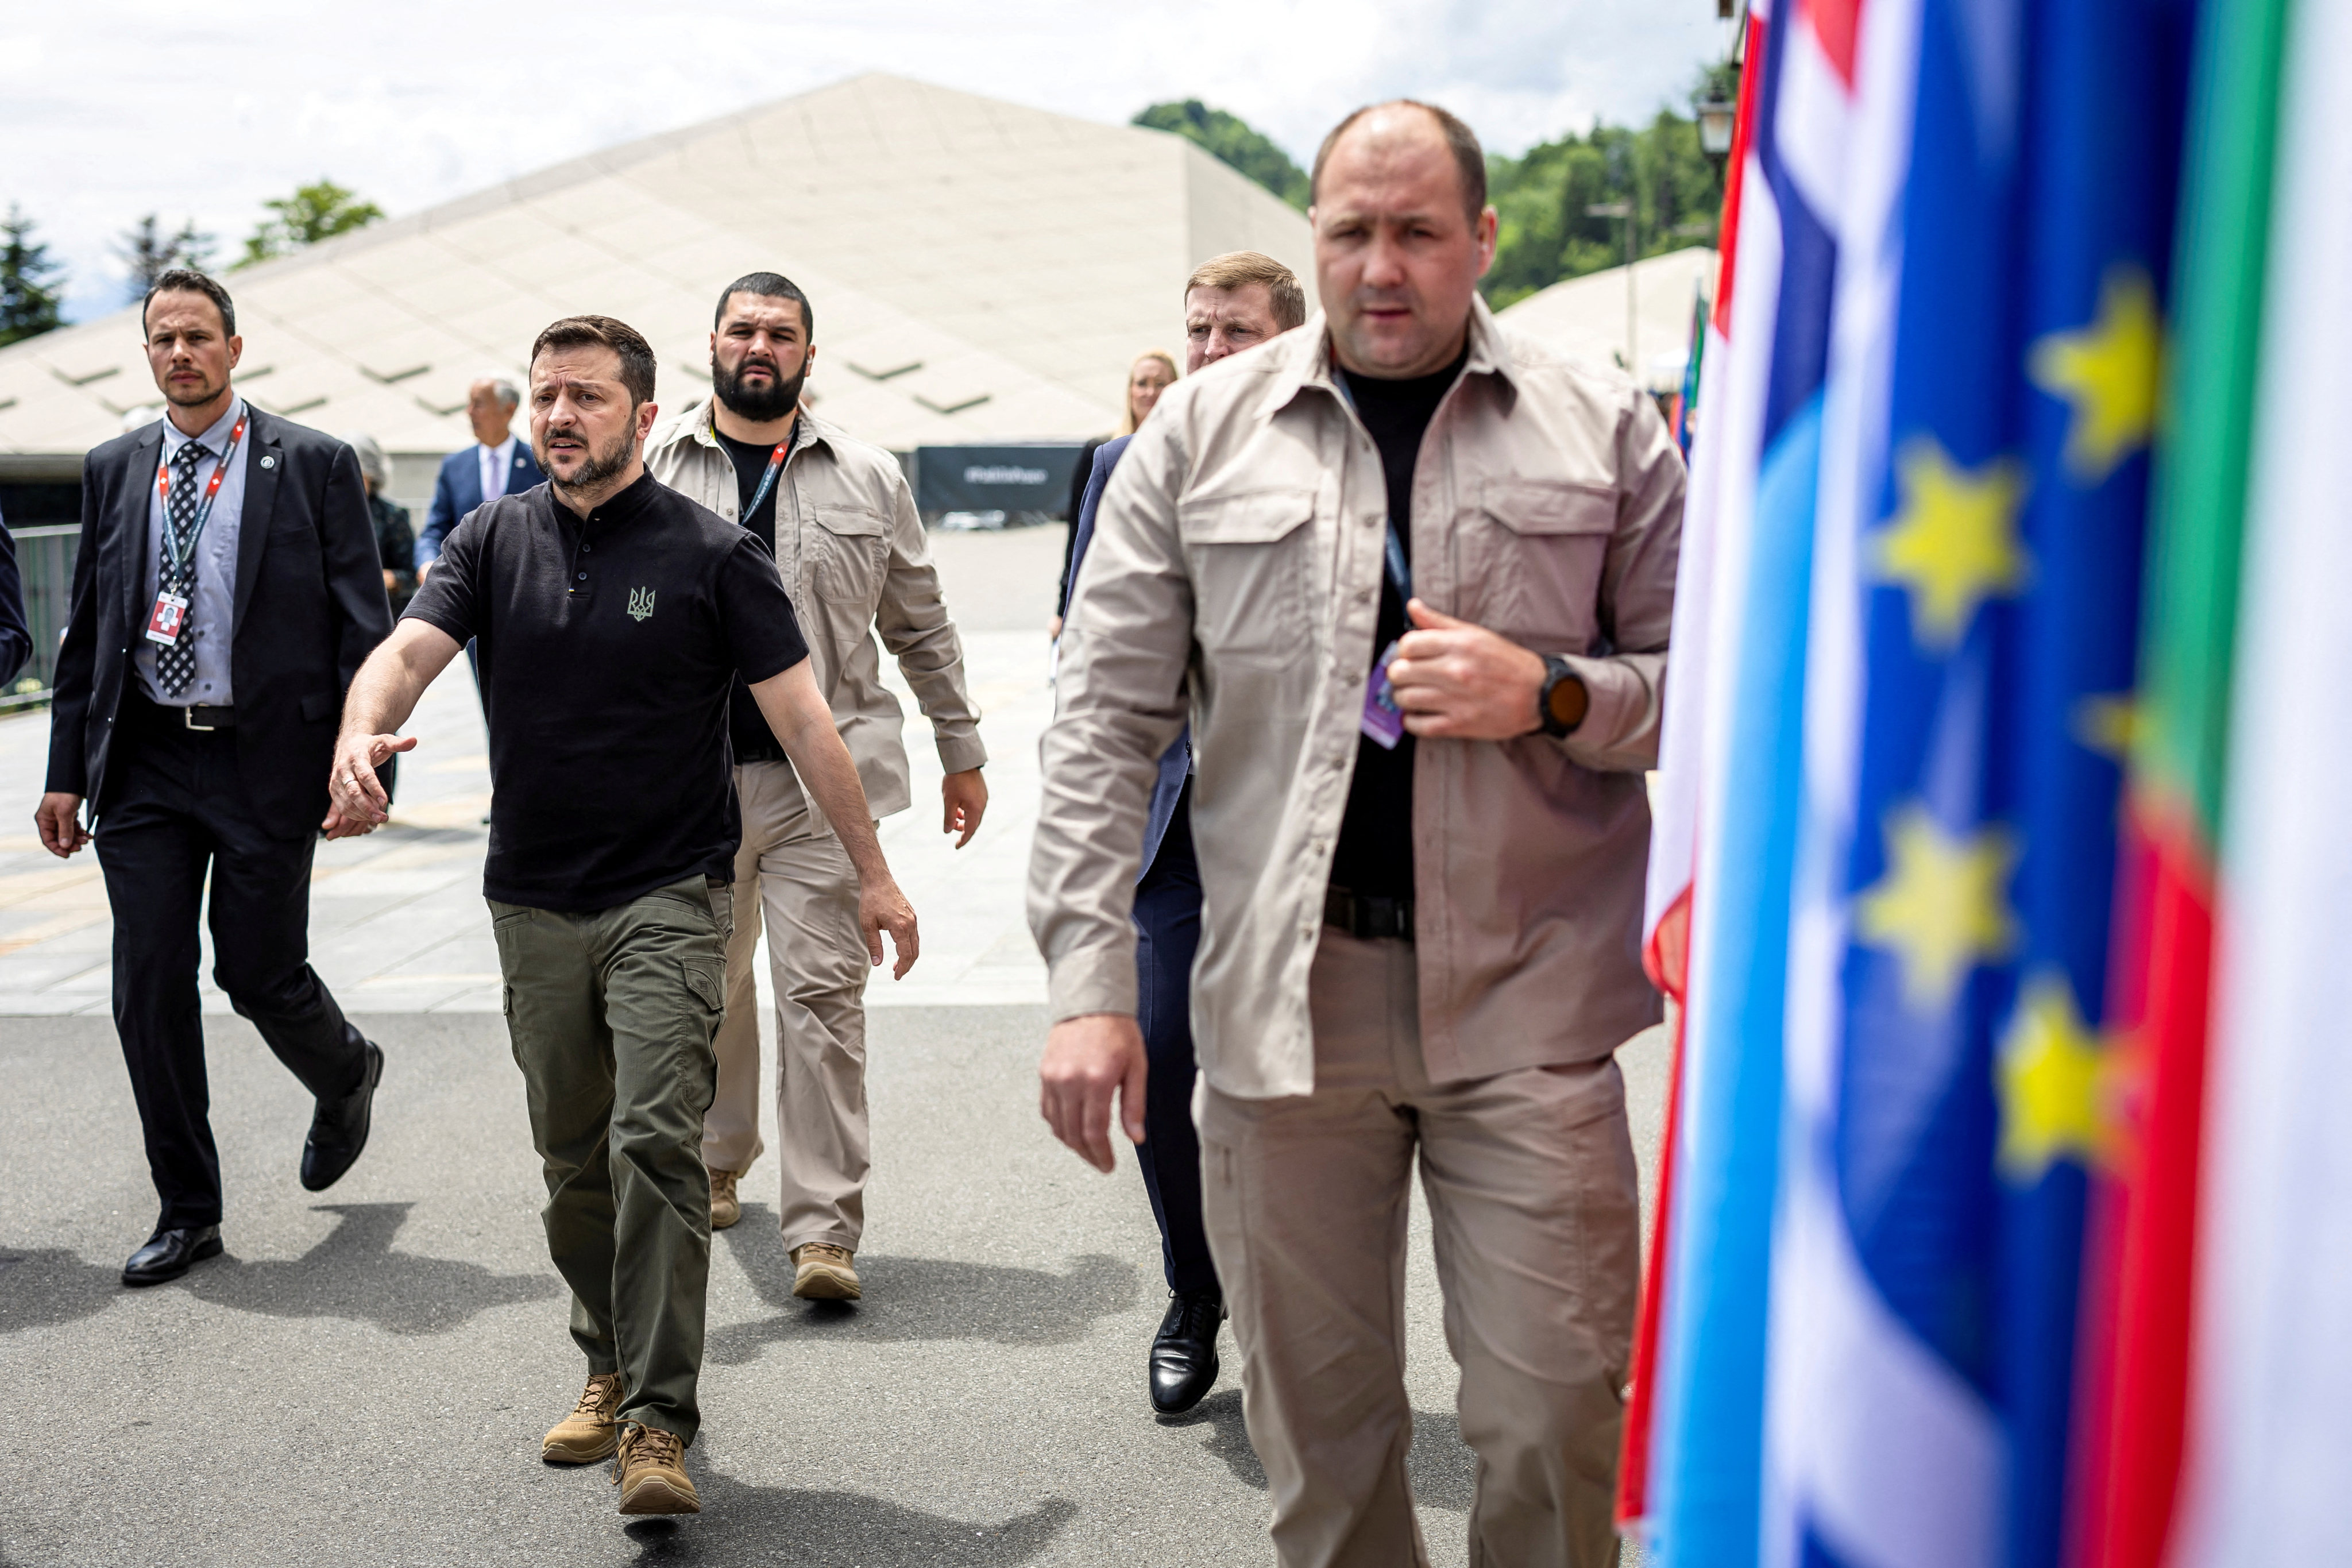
403, 470, 810, 912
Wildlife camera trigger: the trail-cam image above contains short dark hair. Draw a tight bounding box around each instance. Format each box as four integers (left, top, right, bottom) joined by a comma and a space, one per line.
1186, 251, 1309, 332
142, 268, 236, 339
529, 315, 658, 407
714, 272, 813, 340
1311, 100, 1488, 222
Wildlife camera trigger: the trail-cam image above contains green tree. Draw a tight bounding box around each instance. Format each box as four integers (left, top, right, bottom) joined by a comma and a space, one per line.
237, 179, 383, 268
0, 204, 67, 347
1482, 69, 1732, 310
1134, 101, 1311, 210
115, 213, 215, 300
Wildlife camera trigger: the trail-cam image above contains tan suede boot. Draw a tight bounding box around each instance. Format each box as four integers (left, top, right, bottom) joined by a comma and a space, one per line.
613, 1421, 700, 1515
542, 1372, 625, 1464
708, 1168, 741, 1230
791, 1242, 861, 1301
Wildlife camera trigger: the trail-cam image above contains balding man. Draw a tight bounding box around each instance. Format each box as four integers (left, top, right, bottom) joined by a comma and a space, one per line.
1034, 103, 1683, 1566
417, 374, 546, 579
1062, 250, 1306, 1416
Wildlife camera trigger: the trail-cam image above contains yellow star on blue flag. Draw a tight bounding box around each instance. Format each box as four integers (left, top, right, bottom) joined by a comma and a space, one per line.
2027, 265, 2164, 485
1854, 802, 2020, 1012
1996, 971, 2112, 1181
1872, 438, 2030, 653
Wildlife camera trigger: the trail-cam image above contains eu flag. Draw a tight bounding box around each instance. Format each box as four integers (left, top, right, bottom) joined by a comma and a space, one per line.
1767, 0, 2196, 1563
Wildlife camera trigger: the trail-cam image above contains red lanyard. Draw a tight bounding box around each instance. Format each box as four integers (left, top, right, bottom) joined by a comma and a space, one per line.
742, 439, 789, 522
154, 414, 247, 571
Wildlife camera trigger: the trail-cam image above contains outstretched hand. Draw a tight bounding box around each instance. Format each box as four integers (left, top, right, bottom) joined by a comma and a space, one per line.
1038, 1013, 1149, 1173
326, 731, 418, 832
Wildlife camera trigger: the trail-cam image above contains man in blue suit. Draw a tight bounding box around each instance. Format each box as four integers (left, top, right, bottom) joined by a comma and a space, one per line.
416, 375, 544, 576
1061, 250, 1304, 1415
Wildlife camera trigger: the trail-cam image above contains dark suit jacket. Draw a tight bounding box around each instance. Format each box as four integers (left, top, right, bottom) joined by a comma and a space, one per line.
0, 507, 29, 689
1067, 434, 1189, 879
45, 405, 395, 838
419, 441, 544, 564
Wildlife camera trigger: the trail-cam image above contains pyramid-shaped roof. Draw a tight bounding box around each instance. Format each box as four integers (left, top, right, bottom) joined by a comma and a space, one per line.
0, 74, 1315, 458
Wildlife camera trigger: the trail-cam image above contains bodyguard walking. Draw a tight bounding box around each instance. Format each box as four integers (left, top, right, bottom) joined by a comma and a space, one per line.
1061, 250, 1308, 1415
331, 314, 918, 1518
645, 272, 987, 1301
1034, 104, 1683, 1566
35, 269, 393, 1287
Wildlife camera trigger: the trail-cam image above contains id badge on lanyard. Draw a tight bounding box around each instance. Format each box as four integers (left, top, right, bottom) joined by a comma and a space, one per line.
144, 415, 245, 647
1360, 529, 1412, 750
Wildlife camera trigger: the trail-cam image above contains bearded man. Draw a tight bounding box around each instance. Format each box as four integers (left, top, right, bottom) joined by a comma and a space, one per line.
644, 272, 987, 1301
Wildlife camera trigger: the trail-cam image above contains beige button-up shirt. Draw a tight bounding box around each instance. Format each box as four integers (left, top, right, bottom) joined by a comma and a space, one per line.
644, 397, 986, 817
1029, 299, 1684, 1098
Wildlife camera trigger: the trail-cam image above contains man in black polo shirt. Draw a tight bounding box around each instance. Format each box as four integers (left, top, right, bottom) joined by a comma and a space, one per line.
328, 315, 917, 1520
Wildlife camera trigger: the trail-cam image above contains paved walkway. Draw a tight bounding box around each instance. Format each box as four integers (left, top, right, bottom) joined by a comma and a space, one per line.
0, 526, 1660, 1566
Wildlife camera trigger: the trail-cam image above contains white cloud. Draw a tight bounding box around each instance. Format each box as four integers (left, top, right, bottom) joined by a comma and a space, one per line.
2, 0, 1729, 323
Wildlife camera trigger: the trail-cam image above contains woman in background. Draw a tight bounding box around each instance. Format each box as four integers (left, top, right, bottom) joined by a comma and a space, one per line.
346, 431, 416, 616
1052, 349, 1176, 638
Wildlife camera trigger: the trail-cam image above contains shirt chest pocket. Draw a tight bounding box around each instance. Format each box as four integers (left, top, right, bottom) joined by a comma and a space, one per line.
1461, 478, 1615, 648
806, 504, 889, 606
1178, 488, 1315, 666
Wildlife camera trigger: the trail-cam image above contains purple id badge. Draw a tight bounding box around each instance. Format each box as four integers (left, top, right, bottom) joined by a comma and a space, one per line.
1360, 639, 1405, 750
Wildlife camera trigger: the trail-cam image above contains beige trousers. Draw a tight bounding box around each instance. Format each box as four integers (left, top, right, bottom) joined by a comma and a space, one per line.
701, 760, 872, 1253
1199, 928, 1640, 1568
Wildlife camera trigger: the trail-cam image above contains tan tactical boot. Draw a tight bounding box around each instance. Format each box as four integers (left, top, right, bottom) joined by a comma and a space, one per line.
708, 1168, 741, 1230
542, 1371, 625, 1464
791, 1242, 861, 1301
613, 1421, 700, 1515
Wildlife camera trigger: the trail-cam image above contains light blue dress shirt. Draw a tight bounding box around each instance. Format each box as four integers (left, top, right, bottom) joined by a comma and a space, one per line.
137, 397, 249, 706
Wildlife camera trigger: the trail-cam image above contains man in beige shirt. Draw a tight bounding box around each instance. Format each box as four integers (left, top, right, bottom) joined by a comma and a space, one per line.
647, 272, 987, 1302
1030, 103, 1682, 1566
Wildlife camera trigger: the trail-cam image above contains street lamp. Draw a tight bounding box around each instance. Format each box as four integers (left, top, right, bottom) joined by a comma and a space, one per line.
1697, 98, 1737, 159
1587, 199, 1637, 377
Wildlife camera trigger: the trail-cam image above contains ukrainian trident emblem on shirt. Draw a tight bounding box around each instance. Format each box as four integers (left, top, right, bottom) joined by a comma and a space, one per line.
627, 587, 656, 622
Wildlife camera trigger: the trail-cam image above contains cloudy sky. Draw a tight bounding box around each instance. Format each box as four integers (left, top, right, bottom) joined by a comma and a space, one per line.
3, 0, 1730, 323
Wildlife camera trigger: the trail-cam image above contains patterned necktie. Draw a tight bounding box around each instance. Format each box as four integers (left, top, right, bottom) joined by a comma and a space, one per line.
157, 439, 207, 698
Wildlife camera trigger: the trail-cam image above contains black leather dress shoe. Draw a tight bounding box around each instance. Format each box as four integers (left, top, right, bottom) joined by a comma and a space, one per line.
122, 1225, 223, 1287
301, 1040, 384, 1192
1149, 1288, 1225, 1416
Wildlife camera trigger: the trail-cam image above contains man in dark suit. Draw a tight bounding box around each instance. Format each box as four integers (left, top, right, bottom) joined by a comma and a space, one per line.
1059, 250, 1305, 1415
416, 375, 543, 574
34, 268, 393, 1287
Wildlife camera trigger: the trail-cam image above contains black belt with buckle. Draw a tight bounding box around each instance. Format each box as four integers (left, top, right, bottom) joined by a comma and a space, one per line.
178, 702, 237, 731
1324, 885, 1415, 943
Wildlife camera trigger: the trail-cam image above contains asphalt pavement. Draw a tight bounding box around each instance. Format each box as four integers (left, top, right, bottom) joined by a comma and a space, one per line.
0, 524, 1663, 1566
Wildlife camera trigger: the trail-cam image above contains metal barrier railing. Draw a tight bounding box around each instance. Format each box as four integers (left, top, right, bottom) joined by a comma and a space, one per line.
5, 523, 81, 710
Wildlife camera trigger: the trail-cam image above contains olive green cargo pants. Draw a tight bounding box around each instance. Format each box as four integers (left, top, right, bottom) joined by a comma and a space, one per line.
491, 874, 732, 1446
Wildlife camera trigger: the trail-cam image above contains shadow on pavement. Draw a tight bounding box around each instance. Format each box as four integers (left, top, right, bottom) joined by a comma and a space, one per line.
1160, 1391, 1472, 1511
0, 1249, 124, 1334
180, 1202, 558, 1334
1164, 1387, 1265, 1491
1410, 1408, 1477, 1512
619, 1466, 1077, 1566
705, 1204, 1138, 1361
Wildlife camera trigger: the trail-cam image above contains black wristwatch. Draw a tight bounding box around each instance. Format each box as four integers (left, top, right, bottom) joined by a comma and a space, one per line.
1536, 655, 1589, 737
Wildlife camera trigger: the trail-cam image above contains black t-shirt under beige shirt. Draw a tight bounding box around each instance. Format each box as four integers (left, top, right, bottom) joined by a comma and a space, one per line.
402, 470, 810, 912
715, 422, 794, 765
1327, 346, 1470, 905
